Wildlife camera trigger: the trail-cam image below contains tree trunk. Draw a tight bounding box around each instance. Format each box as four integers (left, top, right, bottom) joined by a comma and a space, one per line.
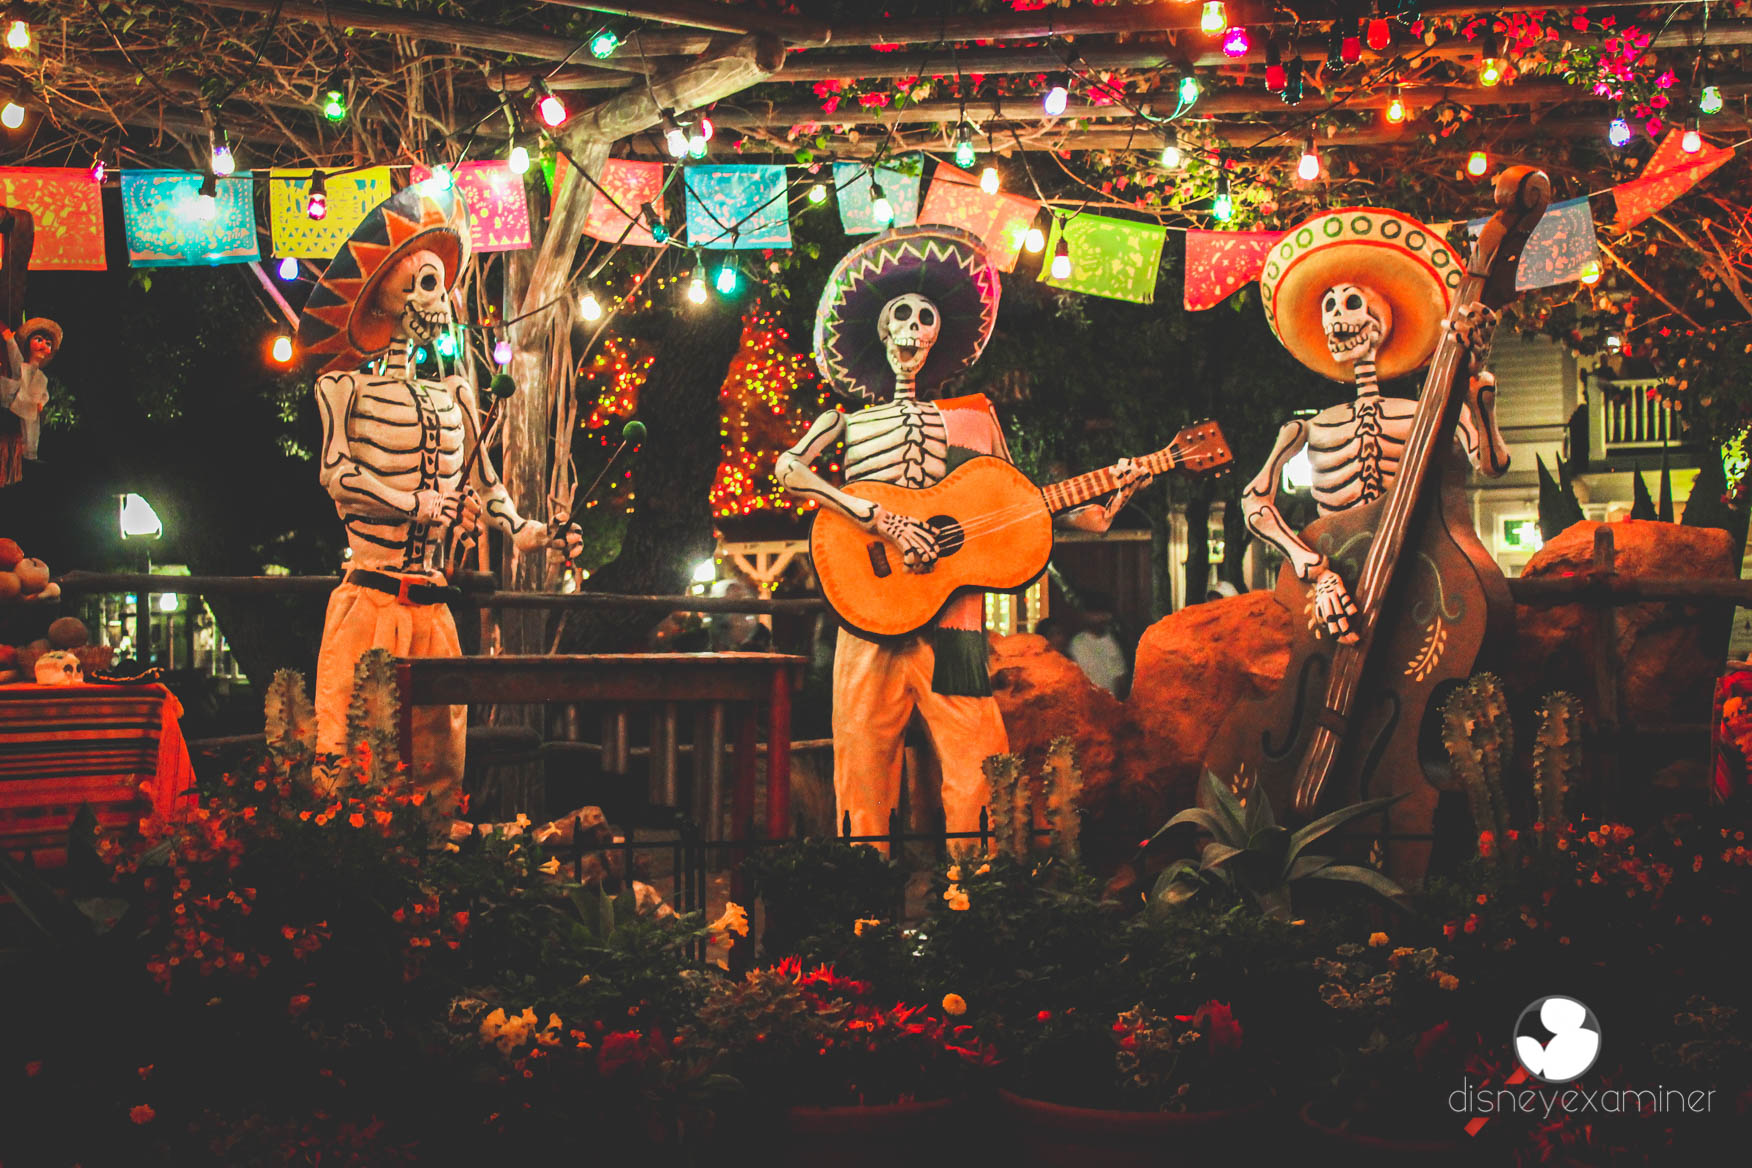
562, 296, 746, 651
1183, 488, 1211, 610
1220, 487, 1249, 591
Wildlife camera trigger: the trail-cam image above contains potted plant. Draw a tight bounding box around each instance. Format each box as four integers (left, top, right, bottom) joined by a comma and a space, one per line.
686, 957, 995, 1165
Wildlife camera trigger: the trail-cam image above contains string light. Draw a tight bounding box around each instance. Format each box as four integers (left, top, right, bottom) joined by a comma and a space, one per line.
1178, 71, 1202, 106
1212, 167, 1233, 221
1341, 20, 1362, 65
715, 261, 740, 294
0, 97, 23, 129
1050, 232, 1072, 280
869, 181, 894, 225
580, 290, 604, 321
1043, 72, 1069, 117
1699, 85, 1724, 116
194, 172, 218, 220
954, 123, 976, 168
277, 256, 298, 280
88, 155, 105, 183
271, 334, 293, 364
1366, 17, 1392, 51
1161, 128, 1183, 169
493, 340, 514, 365
641, 201, 668, 243
589, 30, 621, 60
1199, 2, 1228, 36
1222, 25, 1250, 58
209, 127, 234, 176
1477, 28, 1507, 87
4, 17, 30, 52
507, 143, 530, 174
807, 181, 828, 204
979, 166, 1000, 195
1265, 38, 1286, 92
661, 111, 688, 158
1607, 117, 1631, 147
687, 115, 714, 158
418, 164, 453, 195
320, 69, 347, 122
534, 79, 568, 128
306, 170, 328, 220
687, 263, 708, 304
1024, 226, 1046, 253
1297, 138, 1321, 181
435, 332, 457, 358
1385, 88, 1407, 124
1681, 121, 1702, 154
1467, 148, 1489, 177
1580, 260, 1602, 286
1281, 56, 1305, 105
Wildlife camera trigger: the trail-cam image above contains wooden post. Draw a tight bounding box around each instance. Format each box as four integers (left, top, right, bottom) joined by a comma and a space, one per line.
729, 707, 759, 975
1589, 525, 1622, 807
766, 665, 792, 842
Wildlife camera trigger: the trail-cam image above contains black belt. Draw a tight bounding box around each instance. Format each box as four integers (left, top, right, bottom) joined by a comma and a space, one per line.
345, 569, 461, 606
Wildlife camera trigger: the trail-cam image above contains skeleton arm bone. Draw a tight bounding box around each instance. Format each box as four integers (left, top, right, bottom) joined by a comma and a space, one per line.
1058, 458, 1153, 532
1456, 372, 1511, 478
776, 409, 878, 525
1241, 419, 1328, 581
316, 372, 435, 520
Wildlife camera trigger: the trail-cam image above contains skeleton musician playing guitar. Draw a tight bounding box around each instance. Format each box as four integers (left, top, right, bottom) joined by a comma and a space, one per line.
781, 226, 1229, 850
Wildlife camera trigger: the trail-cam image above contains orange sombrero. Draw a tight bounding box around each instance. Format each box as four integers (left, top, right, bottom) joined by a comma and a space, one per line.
298, 183, 471, 373
1259, 207, 1465, 383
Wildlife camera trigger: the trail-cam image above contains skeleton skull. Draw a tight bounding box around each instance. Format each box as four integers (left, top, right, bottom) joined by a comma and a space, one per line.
34, 650, 82, 686
375, 249, 453, 343
877, 293, 941, 383
1321, 283, 1392, 366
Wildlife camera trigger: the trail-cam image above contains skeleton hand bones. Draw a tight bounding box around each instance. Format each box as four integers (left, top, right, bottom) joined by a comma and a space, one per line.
1311, 566, 1361, 644
870, 505, 941, 572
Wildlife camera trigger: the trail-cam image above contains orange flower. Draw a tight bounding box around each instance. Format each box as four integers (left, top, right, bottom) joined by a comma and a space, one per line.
129, 1104, 155, 1125
1368, 931, 1389, 948
348, 812, 366, 829
941, 993, 968, 1016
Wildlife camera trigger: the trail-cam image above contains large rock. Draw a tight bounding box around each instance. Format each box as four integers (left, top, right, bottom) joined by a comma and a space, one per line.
1510, 520, 1734, 729
990, 632, 1124, 798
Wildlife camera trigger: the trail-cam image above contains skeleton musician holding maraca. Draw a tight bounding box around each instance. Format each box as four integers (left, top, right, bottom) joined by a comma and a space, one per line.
297, 184, 581, 813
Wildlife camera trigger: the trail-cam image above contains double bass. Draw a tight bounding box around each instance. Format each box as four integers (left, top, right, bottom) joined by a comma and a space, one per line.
1206, 167, 1551, 877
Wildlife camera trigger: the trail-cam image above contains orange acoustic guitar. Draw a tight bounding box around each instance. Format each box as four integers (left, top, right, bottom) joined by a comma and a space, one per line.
811, 421, 1234, 639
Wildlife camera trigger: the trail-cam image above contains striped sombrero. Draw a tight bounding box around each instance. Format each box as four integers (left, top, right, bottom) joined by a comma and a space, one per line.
298, 182, 470, 374
814, 224, 1000, 404
1260, 207, 1465, 383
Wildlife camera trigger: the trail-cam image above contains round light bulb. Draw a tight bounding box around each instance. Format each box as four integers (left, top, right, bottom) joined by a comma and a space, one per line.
954, 137, 976, 169
589, 31, 620, 60
715, 264, 738, 294
1222, 26, 1250, 58
1024, 227, 1046, 254
1297, 147, 1320, 182
869, 183, 894, 225
665, 125, 689, 157
807, 181, 828, 204
5, 19, 31, 52
1050, 251, 1071, 280
1580, 260, 1602, 286
1681, 127, 1702, 154
89, 157, 106, 183
1467, 149, 1489, 177
211, 143, 235, 177
194, 193, 217, 221
1161, 141, 1183, 168
508, 144, 530, 174
1478, 58, 1505, 87
580, 291, 603, 321
1699, 85, 1724, 116
1043, 84, 1068, 118
322, 91, 346, 122
1607, 117, 1631, 148
1366, 18, 1392, 51
1200, 2, 1228, 36
1, 101, 24, 130
271, 334, 293, 363
1212, 191, 1233, 221
687, 271, 707, 304
1179, 74, 1202, 105
979, 166, 1000, 195
493, 340, 513, 366
277, 256, 298, 280
1385, 95, 1407, 124
538, 93, 568, 128
306, 192, 327, 220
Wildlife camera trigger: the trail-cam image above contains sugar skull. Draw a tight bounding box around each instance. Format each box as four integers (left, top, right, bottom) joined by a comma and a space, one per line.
34, 649, 82, 686
374, 249, 454, 343
1321, 283, 1392, 366
877, 293, 941, 383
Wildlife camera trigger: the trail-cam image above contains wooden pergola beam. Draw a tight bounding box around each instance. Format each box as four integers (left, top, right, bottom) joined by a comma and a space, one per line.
536, 0, 831, 46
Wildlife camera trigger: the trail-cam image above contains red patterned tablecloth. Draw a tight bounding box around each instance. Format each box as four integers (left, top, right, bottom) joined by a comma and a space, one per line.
0, 682, 197, 867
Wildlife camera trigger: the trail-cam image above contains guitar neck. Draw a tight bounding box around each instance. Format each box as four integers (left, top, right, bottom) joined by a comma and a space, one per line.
1041, 449, 1177, 515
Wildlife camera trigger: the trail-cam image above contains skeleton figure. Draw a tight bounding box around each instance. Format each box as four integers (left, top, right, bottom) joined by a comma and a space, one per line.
780, 266, 1150, 851
311, 247, 570, 810
1241, 282, 1511, 643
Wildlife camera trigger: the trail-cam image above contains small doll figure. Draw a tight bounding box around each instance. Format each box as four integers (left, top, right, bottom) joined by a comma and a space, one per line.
0, 316, 60, 486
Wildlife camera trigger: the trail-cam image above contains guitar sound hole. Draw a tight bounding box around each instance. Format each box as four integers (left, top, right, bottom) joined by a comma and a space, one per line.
926, 515, 966, 557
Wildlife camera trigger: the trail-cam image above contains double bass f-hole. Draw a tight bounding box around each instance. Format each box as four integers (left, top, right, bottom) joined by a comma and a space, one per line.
1262, 653, 1328, 762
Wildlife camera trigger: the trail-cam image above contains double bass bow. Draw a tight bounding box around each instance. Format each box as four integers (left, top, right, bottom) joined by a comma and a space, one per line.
1206, 167, 1550, 875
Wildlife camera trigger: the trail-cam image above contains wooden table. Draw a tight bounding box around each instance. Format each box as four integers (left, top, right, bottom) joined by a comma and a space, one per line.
393, 653, 807, 844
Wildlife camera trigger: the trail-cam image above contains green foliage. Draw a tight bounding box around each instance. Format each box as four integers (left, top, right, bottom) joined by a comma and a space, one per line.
1146, 772, 1407, 920
743, 835, 906, 961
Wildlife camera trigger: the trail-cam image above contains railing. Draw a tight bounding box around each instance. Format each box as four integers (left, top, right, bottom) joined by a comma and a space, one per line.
1588, 378, 1686, 456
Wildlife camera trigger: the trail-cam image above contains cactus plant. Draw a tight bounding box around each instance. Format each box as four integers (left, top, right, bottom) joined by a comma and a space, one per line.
1441, 673, 1516, 863
1531, 691, 1584, 840
1041, 736, 1083, 865
983, 753, 1024, 861
263, 668, 316, 774
982, 743, 1088, 864
345, 648, 402, 785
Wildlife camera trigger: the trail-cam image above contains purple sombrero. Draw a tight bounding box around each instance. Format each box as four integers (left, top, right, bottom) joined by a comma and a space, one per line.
298, 181, 471, 374
813, 224, 1001, 404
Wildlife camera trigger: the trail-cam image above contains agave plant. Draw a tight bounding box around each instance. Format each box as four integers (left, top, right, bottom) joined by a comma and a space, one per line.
1144, 772, 1407, 921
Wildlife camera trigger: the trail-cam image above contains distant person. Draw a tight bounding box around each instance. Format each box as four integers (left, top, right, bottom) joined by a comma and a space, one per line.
1034, 617, 1071, 656
1205, 580, 1239, 603
1069, 594, 1128, 696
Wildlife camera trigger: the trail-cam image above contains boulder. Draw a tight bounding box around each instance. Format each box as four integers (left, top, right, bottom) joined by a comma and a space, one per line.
1510, 520, 1734, 730
990, 632, 1124, 798
1124, 591, 1295, 818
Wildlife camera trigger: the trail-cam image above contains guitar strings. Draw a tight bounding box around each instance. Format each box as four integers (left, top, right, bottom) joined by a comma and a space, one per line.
937, 439, 1206, 540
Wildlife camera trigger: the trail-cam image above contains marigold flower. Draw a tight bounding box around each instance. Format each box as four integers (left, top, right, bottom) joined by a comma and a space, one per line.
853, 917, 881, 936
945, 888, 971, 912
348, 812, 365, 829
538, 858, 561, 877
129, 1104, 155, 1124
1368, 931, 1389, 948
941, 993, 967, 1016
1434, 972, 1460, 991
711, 901, 750, 938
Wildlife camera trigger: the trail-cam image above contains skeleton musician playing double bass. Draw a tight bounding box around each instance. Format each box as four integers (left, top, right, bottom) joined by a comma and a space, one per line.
779, 226, 1150, 848
297, 185, 579, 813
